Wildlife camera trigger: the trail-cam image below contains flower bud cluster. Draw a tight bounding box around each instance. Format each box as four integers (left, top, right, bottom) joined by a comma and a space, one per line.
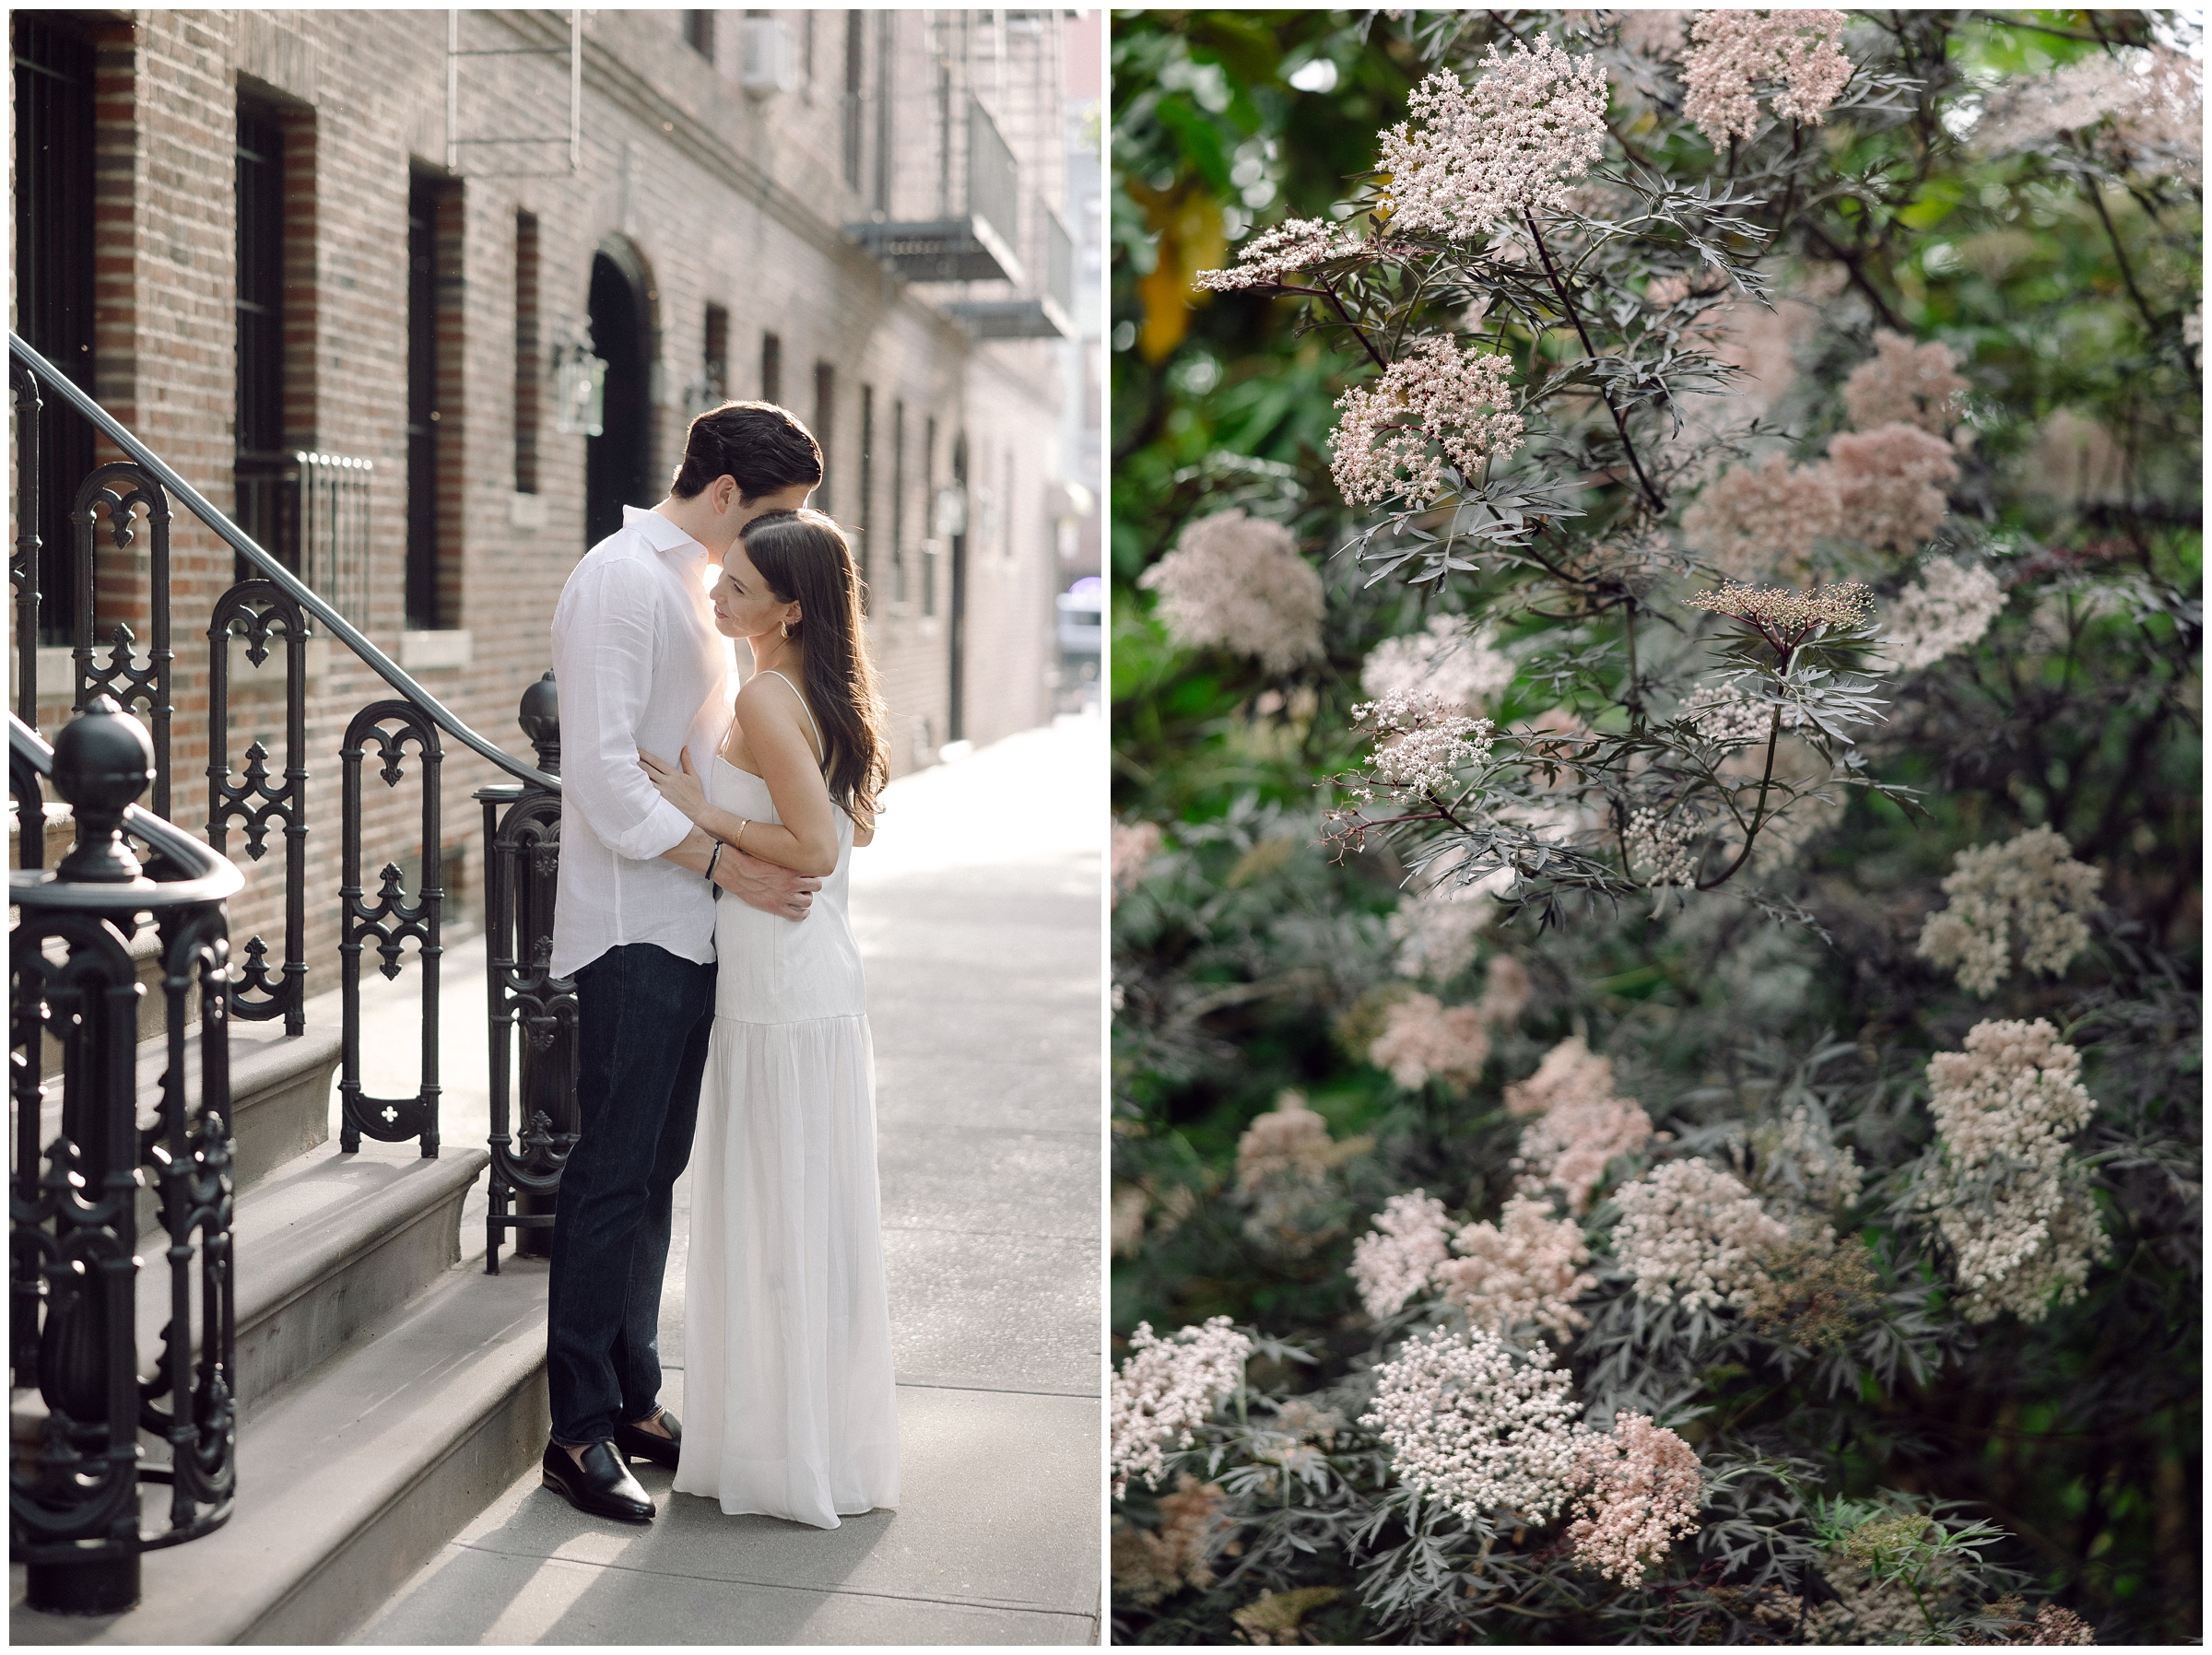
1112, 820, 1163, 904
1350, 689, 1496, 798
1370, 992, 1492, 1092
1843, 330, 1971, 435
1688, 581, 1873, 649
1350, 1190, 1455, 1319
1503, 1037, 1654, 1215
1360, 1326, 1586, 1524
1436, 1196, 1598, 1339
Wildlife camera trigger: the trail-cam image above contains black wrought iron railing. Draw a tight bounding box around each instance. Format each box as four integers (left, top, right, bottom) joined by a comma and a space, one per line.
233, 449, 375, 628
10, 704, 244, 1614
6, 323, 588, 1602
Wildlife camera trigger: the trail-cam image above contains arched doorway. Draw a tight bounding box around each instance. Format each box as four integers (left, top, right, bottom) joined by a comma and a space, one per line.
583, 238, 657, 546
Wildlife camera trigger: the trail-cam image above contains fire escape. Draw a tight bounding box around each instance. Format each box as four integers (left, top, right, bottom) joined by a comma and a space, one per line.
843, 12, 1073, 342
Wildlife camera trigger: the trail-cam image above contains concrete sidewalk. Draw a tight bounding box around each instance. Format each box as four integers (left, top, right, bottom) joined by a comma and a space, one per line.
352, 711, 1104, 1645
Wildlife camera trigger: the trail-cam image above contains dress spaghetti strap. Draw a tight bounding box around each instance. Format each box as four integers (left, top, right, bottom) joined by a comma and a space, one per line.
758, 668, 825, 768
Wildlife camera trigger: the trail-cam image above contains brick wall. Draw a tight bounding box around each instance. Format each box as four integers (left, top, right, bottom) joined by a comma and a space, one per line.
16, 6, 1077, 1018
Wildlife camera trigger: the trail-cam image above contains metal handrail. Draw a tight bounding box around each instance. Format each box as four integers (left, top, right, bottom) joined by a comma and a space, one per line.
8, 711, 243, 907
8, 332, 559, 792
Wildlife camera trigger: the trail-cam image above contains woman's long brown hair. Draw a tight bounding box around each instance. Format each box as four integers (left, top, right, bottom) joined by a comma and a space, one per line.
737, 508, 889, 823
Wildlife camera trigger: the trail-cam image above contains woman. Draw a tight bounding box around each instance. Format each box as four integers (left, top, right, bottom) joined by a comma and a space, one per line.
637, 507, 900, 1529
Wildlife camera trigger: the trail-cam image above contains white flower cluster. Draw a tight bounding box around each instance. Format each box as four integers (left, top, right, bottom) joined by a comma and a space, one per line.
1192, 217, 1361, 293
1681, 9, 1852, 146
1360, 1326, 1586, 1524
1916, 826, 2102, 997
1884, 558, 2006, 673
1349, 1190, 1455, 1319
1921, 1020, 2110, 1324
1436, 1196, 1597, 1340
1376, 39, 1610, 239
1352, 689, 1496, 797
1612, 1158, 1792, 1312
1332, 337, 1524, 507
1625, 806, 1699, 888
1111, 1317, 1253, 1497
1137, 510, 1326, 673
1389, 889, 1491, 980
1359, 614, 1516, 712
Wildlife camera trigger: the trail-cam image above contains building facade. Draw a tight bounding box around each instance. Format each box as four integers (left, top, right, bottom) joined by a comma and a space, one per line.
12, 7, 1096, 949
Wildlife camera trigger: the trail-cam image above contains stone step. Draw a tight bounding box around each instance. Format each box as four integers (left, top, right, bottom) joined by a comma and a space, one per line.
30, 1021, 342, 1239
12, 1251, 550, 1646
132, 1135, 492, 1421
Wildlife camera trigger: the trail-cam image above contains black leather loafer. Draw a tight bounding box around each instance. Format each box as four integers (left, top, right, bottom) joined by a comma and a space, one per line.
612, 1406, 683, 1471
541, 1439, 655, 1522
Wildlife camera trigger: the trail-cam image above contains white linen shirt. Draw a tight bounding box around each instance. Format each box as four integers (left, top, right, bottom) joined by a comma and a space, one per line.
548, 505, 736, 979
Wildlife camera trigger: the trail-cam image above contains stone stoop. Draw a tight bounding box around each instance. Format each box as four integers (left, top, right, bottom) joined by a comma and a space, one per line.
34, 1021, 342, 1241
11, 1034, 552, 1646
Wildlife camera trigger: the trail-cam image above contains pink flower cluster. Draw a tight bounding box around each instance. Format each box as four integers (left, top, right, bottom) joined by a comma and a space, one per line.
1112, 820, 1163, 903
1137, 510, 1326, 672
1332, 337, 1524, 507
1360, 614, 1515, 712
1842, 330, 1970, 435
1436, 1195, 1597, 1339
1349, 1190, 1454, 1318
1681, 451, 1841, 581
1376, 38, 1610, 240
1192, 217, 1362, 293
1975, 44, 2203, 184
1565, 1413, 1704, 1583
1506, 1037, 1653, 1215
1682, 10, 1852, 147
1370, 991, 1492, 1092
1828, 423, 1959, 553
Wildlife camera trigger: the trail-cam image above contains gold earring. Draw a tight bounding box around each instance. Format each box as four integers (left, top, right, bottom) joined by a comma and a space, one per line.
780, 620, 792, 640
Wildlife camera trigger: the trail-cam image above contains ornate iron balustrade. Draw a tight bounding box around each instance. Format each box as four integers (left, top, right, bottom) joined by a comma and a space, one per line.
8, 328, 572, 1203
10, 703, 245, 1614
477, 673, 577, 1270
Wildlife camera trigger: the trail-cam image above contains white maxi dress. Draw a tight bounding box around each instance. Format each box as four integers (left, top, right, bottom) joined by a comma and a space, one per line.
674, 690, 900, 1528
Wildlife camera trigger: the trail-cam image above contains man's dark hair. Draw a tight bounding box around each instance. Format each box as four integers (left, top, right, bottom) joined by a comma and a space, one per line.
671, 401, 824, 503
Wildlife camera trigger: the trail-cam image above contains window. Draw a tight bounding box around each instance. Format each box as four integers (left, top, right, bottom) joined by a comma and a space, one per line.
513, 211, 539, 494
841, 12, 864, 191
702, 303, 729, 406
890, 399, 906, 604
872, 12, 893, 212
761, 331, 782, 404
406, 173, 441, 628
682, 10, 713, 60
857, 384, 874, 609
13, 13, 96, 642
812, 361, 835, 515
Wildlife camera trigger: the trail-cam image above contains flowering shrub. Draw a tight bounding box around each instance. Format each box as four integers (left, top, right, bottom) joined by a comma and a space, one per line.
1114, 7, 2197, 1644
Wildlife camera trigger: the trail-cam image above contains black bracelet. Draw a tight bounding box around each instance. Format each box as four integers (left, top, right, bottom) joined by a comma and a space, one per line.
704, 840, 724, 884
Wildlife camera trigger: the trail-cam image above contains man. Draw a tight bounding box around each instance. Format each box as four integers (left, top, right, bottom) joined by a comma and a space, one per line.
541, 402, 823, 1522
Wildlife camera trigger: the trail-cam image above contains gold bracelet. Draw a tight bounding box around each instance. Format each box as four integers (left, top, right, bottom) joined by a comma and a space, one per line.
734, 818, 749, 852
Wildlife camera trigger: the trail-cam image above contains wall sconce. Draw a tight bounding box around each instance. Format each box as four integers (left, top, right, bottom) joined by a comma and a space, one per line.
551, 323, 606, 437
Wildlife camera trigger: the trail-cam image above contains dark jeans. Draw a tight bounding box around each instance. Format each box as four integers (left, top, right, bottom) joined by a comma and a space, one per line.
547, 942, 717, 1447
